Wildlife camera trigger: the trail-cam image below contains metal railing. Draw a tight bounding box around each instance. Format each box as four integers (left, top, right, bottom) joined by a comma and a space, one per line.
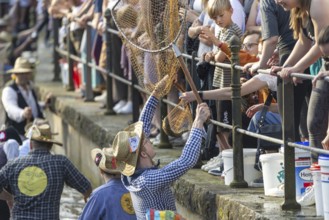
51, 9, 329, 211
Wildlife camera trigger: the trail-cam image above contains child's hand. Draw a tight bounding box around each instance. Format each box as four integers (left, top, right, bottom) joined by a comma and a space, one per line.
204, 52, 214, 62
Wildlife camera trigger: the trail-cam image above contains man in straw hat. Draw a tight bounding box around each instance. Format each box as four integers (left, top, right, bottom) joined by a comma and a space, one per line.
112, 76, 210, 219
79, 147, 136, 219
2, 57, 45, 136
0, 124, 92, 219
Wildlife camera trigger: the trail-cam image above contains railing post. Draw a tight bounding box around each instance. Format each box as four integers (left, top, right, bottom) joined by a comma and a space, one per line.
84, 24, 94, 101
52, 18, 61, 81
66, 25, 74, 91
104, 9, 115, 115
229, 35, 248, 188
281, 81, 301, 210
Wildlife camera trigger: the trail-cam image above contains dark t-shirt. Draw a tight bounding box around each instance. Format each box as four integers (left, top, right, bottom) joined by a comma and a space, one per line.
260, 0, 296, 50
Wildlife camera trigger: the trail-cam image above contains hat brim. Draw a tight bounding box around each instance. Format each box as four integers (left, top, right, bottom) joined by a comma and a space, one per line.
118, 121, 144, 176
7, 68, 32, 74
31, 137, 63, 146
91, 148, 121, 174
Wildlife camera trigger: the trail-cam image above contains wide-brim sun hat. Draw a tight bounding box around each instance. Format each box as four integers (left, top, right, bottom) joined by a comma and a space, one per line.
112, 121, 143, 176
7, 57, 33, 74
25, 124, 62, 146
91, 147, 121, 174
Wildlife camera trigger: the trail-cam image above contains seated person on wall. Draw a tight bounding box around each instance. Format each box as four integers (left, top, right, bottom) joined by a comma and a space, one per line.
112, 76, 210, 219
0, 124, 92, 219
1, 57, 50, 136
79, 147, 136, 220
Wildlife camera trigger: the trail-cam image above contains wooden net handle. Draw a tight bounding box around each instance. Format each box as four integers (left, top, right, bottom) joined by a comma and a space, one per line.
172, 44, 202, 104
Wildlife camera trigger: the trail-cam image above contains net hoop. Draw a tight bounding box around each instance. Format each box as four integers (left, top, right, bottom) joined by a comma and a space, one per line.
110, 0, 187, 53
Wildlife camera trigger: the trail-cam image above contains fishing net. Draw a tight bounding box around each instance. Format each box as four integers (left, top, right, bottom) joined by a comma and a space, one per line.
111, 0, 202, 101
162, 83, 193, 137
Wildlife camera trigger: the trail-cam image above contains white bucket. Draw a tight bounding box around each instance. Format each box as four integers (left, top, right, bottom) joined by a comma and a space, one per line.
280, 143, 313, 199
310, 163, 323, 216
259, 153, 284, 196
319, 154, 329, 220
222, 149, 262, 186
294, 142, 313, 199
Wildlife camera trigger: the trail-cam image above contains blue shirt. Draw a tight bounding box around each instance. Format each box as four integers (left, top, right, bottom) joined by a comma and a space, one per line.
122, 96, 204, 219
79, 178, 136, 220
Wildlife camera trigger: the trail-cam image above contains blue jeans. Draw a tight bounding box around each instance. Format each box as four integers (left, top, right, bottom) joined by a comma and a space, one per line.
248, 111, 282, 133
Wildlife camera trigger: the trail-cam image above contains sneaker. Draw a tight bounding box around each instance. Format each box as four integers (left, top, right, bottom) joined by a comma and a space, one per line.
208, 164, 223, 176
297, 186, 315, 206
94, 91, 107, 103
203, 158, 223, 172
116, 101, 133, 114
201, 154, 222, 171
113, 100, 127, 112
267, 184, 284, 197
201, 157, 216, 170
250, 176, 264, 188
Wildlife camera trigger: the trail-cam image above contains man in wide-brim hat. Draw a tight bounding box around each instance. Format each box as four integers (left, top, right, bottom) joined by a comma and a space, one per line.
0, 123, 92, 219
2, 57, 44, 135
79, 147, 136, 219
112, 75, 210, 219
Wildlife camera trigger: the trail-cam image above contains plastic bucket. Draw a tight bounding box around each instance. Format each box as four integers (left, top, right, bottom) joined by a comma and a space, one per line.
319, 154, 329, 220
222, 149, 262, 186
294, 142, 313, 199
280, 142, 312, 199
310, 163, 323, 216
259, 153, 284, 196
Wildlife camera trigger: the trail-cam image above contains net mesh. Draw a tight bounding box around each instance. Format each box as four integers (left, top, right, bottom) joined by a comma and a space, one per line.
112, 0, 187, 97
162, 100, 193, 137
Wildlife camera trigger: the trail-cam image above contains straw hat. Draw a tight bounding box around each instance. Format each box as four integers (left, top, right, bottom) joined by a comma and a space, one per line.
7, 57, 33, 74
0, 31, 12, 42
91, 147, 121, 174
112, 121, 143, 176
25, 124, 62, 146
24, 118, 50, 133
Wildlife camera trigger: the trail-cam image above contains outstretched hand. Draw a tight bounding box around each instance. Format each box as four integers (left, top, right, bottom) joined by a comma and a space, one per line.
179, 91, 196, 103
193, 103, 210, 128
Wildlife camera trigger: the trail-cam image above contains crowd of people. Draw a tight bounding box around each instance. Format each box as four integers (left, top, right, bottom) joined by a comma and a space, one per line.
0, 0, 329, 219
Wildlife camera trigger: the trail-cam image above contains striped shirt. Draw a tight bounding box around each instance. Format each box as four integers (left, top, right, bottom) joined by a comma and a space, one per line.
122, 96, 204, 219
0, 149, 91, 220
213, 22, 242, 88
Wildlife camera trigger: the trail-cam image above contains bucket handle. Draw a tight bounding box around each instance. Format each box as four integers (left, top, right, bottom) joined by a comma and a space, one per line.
221, 167, 233, 176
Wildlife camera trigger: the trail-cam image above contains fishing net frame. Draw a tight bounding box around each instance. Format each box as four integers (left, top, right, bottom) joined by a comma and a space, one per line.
110, 0, 203, 103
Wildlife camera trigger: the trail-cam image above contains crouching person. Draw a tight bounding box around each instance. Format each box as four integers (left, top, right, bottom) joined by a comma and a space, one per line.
112, 76, 210, 219
79, 147, 136, 219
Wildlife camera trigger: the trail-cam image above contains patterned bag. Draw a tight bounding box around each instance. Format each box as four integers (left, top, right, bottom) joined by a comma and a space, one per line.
145, 209, 185, 220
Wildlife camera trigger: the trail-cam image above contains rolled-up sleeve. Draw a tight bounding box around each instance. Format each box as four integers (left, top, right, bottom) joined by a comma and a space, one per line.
2, 87, 25, 123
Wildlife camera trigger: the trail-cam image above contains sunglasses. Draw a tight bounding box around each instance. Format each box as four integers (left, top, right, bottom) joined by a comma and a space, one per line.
241, 43, 258, 50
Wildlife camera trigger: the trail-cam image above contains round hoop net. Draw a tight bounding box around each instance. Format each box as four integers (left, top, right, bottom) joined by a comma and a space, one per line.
111, 0, 187, 97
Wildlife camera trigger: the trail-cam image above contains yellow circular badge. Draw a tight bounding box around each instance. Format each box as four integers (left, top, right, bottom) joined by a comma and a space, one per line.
120, 193, 135, 215
18, 166, 48, 197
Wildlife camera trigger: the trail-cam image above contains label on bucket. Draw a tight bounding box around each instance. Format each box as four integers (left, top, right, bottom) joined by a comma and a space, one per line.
296, 159, 312, 198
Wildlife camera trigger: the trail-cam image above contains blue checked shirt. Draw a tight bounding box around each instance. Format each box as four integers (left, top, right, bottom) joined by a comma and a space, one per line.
0, 149, 91, 220
122, 96, 204, 219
